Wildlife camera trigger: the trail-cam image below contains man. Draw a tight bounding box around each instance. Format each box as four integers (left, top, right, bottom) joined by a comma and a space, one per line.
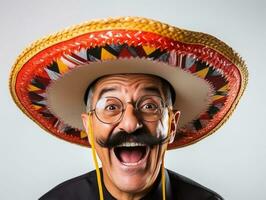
9, 17, 248, 199
81, 74, 180, 199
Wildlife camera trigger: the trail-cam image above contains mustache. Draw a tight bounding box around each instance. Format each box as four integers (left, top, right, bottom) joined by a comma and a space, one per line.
96, 127, 168, 148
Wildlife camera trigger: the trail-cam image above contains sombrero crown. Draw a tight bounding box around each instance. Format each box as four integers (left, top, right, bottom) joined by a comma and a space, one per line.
9, 17, 248, 149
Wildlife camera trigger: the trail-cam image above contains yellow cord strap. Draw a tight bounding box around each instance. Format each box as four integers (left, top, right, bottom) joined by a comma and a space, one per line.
87, 113, 104, 200
161, 110, 173, 200
161, 158, 166, 200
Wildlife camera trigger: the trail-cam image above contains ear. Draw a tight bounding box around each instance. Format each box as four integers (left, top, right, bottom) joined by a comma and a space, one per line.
81, 113, 89, 136
168, 111, 181, 144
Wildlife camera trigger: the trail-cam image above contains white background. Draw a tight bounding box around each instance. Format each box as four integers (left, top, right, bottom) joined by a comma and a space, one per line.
0, 0, 265, 199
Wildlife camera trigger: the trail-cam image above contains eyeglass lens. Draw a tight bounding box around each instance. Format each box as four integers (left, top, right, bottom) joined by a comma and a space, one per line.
94, 96, 164, 124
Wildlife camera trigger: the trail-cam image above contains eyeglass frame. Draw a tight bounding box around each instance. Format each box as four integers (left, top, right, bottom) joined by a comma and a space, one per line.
87, 95, 171, 124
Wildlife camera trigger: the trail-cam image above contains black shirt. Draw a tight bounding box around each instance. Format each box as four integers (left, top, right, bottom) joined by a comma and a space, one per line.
39, 169, 223, 200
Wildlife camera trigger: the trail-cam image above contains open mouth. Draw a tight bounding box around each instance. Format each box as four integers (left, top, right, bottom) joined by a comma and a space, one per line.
114, 143, 149, 166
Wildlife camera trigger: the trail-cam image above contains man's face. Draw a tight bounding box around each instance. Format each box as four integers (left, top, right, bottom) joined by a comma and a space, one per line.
82, 74, 179, 199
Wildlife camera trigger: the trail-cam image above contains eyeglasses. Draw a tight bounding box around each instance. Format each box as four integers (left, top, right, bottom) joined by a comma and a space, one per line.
89, 95, 167, 124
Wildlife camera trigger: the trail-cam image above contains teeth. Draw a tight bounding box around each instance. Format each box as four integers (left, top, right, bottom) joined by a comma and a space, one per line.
117, 142, 145, 147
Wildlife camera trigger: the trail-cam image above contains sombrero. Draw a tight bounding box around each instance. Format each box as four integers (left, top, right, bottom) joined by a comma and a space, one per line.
9, 17, 248, 149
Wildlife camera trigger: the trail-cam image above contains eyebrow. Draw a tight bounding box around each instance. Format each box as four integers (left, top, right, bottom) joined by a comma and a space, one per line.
142, 86, 162, 96
98, 87, 120, 99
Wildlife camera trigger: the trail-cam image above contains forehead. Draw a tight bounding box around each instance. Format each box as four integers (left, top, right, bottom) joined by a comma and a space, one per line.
95, 74, 162, 87
93, 74, 164, 97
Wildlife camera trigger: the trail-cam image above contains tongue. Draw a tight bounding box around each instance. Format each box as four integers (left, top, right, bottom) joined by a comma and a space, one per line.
119, 147, 143, 163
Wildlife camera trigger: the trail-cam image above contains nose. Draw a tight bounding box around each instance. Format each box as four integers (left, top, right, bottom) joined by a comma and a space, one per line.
117, 104, 142, 133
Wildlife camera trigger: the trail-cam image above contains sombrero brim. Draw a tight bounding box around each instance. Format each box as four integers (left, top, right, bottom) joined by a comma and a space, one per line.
9, 17, 248, 149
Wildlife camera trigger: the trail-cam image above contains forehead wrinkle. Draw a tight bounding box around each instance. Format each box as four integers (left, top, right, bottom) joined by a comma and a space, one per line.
95, 74, 161, 86
93, 74, 165, 100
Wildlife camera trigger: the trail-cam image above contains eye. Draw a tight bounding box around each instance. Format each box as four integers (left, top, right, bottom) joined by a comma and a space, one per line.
140, 103, 158, 113
105, 104, 120, 111
102, 103, 122, 117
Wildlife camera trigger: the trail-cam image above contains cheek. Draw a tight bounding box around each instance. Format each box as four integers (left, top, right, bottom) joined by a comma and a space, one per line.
91, 120, 113, 166
95, 144, 111, 166
148, 142, 168, 182
92, 116, 113, 139
157, 111, 170, 137
145, 120, 169, 138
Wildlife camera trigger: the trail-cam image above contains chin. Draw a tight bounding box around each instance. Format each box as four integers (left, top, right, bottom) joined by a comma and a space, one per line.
111, 173, 151, 194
